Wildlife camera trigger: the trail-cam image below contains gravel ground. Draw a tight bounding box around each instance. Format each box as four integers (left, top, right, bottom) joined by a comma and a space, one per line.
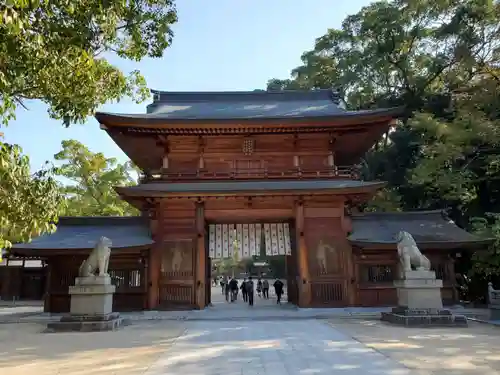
329, 318, 500, 375
0, 320, 186, 375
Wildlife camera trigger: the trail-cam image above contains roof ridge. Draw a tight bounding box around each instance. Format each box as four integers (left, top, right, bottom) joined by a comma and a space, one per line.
57, 216, 147, 226
149, 89, 343, 104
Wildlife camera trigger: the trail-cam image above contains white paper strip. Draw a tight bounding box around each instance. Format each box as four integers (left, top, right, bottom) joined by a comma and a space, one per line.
215, 224, 222, 259
208, 224, 216, 258
249, 224, 255, 256
277, 223, 285, 255
283, 223, 292, 255
222, 224, 229, 258
270, 223, 279, 256
236, 224, 243, 259
242, 223, 250, 258
255, 223, 262, 256
228, 224, 235, 257
264, 223, 272, 256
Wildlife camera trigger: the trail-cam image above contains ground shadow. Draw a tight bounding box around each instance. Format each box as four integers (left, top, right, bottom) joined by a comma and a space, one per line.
0, 320, 186, 375
330, 319, 500, 375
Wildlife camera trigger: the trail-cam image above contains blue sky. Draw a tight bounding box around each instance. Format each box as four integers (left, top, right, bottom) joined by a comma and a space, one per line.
3, 0, 371, 171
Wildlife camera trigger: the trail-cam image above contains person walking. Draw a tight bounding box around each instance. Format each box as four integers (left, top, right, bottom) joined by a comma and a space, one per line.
220, 276, 227, 294
262, 279, 269, 299
240, 278, 248, 302
229, 277, 239, 302
273, 278, 284, 304
256, 278, 262, 298
225, 279, 230, 302
246, 276, 255, 306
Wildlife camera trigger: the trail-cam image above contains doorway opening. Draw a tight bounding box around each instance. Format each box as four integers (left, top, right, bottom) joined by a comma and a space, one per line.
205, 220, 298, 310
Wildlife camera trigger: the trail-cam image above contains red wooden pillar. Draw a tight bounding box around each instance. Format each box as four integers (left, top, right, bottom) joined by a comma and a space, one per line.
195, 202, 206, 309
295, 199, 311, 307
147, 200, 161, 310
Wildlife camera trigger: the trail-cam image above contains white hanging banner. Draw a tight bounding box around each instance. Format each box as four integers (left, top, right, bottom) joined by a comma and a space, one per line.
228, 224, 235, 257
242, 224, 250, 258
277, 223, 285, 255
283, 223, 292, 255
208, 224, 216, 258
210, 222, 291, 258
270, 223, 279, 255
215, 224, 222, 259
249, 224, 256, 256
264, 223, 272, 256
255, 223, 262, 256
222, 224, 229, 258
236, 224, 243, 259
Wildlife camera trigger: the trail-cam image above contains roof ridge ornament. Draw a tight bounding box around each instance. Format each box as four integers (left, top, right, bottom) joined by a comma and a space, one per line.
330, 87, 347, 109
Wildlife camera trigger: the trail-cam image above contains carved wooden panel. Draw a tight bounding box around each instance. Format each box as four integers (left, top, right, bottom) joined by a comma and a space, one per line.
310, 281, 346, 306
168, 156, 199, 172
158, 239, 196, 308
304, 217, 348, 278
160, 240, 194, 279
300, 154, 329, 169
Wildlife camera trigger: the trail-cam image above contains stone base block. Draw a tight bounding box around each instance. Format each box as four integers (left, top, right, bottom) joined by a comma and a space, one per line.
401, 270, 437, 280
46, 313, 123, 332
395, 278, 443, 309
489, 306, 500, 320
381, 307, 468, 328
69, 283, 116, 316
74, 275, 112, 285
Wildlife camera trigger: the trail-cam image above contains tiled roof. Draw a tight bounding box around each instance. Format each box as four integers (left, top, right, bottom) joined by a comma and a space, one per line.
349, 210, 491, 246
11, 216, 152, 250
116, 180, 385, 196
95, 89, 403, 123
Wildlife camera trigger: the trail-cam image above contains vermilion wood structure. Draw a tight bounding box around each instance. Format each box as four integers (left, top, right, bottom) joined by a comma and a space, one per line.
9, 90, 490, 311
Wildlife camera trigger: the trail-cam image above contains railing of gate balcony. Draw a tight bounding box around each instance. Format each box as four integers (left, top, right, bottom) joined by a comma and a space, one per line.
140, 166, 361, 183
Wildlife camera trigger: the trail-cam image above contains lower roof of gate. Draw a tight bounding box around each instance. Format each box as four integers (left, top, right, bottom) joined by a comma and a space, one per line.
10, 216, 153, 254
9, 209, 491, 254
115, 179, 385, 197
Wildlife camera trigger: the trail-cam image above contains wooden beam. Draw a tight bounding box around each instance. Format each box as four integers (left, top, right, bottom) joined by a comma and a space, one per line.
205, 208, 293, 221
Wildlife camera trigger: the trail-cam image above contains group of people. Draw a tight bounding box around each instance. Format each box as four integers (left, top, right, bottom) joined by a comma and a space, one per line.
219, 276, 285, 305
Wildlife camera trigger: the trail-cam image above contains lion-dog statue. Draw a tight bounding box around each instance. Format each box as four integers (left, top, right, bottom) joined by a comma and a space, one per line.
396, 230, 431, 272
79, 236, 112, 277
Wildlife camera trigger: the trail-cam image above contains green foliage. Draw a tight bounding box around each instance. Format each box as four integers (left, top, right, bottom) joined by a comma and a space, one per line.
0, 140, 64, 249
268, 0, 500, 282
54, 139, 139, 216
363, 188, 402, 212
470, 214, 500, 277
0, 0, 177, 126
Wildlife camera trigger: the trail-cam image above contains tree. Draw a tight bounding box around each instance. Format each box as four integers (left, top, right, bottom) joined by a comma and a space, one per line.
267, 0, 500, 213
54, 139, 139, 216
266, 0, 500, 293
0, 1, 177, 246
1, 0, 177, 126
0, 139, 64, 249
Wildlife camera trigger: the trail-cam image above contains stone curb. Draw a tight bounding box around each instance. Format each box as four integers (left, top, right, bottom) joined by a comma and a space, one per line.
466, 317, 500, 327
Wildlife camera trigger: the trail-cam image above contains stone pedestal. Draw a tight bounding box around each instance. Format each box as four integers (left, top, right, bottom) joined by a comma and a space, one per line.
47, 276, 123, 332
381, 270, 467, 327
395, 270, 443, 309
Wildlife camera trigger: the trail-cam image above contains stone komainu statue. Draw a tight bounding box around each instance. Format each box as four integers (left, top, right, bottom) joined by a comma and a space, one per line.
79, 236, 112, 277
396, 231, 431, 272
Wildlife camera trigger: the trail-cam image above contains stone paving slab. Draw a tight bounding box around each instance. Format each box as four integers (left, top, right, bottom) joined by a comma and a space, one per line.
0, 320, 186, 375
9, 306, 490, 325
329, 318, 500, 375
145, 319, 415, 375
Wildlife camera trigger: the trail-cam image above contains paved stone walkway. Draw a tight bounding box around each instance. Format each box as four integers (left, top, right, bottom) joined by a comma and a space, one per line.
145, 319, 413, 375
